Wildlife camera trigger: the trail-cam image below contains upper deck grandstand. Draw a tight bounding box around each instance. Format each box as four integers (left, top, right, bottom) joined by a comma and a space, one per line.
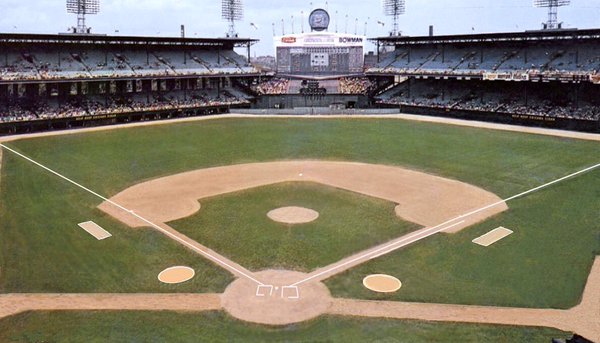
0, 33, 258, 81
0, 33, 259, 132
369, 29, 600, 79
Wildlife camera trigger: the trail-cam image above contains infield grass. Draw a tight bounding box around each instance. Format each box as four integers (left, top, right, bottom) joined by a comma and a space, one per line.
170, 182, 419, 271
0, 311, 570, 343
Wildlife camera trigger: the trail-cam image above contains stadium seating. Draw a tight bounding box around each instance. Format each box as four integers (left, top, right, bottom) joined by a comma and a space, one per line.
0, 46, 259, 81
369, 42, 600, 76
378, 79, 600, 121
0, 87, 250, 123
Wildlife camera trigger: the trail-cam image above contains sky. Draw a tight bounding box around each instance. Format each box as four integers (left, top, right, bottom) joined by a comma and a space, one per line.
0, 0, 599, 56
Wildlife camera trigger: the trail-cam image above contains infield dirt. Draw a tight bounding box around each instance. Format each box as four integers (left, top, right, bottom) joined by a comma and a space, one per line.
99, 161, 507, 233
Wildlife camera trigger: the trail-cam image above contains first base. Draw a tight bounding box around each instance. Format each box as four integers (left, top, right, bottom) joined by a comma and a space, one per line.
78, 221, 112, 240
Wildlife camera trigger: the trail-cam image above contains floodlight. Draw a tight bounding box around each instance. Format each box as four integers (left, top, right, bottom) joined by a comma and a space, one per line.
66, 0, 100, 34
534, 0, 571, 29
222, 0, 244, 37
383, 0, 406, 36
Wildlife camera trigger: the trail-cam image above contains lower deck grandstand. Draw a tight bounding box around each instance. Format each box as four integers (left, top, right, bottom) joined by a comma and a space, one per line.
1, 88, 251, 123
376, 79, 600, 121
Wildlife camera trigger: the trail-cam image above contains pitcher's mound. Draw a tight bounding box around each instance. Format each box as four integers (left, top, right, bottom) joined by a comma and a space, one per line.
158, 266, 195, 284
267, 206, 319, 225
363, 274, 402, 293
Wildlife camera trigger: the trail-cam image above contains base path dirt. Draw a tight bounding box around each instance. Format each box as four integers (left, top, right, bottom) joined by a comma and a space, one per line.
99, 161, 507, 234
0, 293, 222, 319
330, 256, 600, 341
0, 257, 596, 337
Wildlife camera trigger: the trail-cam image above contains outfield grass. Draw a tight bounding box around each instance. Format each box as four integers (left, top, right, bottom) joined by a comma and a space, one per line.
0, 311, 571, 343
170, 182, 419, 271
1, 118, 598, 307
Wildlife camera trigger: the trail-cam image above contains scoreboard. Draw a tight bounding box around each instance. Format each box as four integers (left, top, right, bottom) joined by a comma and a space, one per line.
275, 32, 365, 75
274, 9, 365, 76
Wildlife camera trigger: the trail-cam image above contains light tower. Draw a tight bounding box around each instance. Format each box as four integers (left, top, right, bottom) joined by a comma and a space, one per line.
383, 0, 405, 36
66, 0, 100, 34
222, 0, 244, 37
534, 0, 571, 30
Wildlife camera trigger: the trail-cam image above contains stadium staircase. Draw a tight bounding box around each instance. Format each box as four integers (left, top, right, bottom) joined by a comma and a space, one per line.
218, 52, 244, 73
384, 51, 409, 69
370, 78, 398, 97
492, 50, 520, 71
542, 50, 566, 71
70, 53, 94, 77
189, 54, 214, 74
152, 53, 178, 74
415, 51, 441, 71
452, 51, 479, 71
113, 53, 138, 75
232, 79, 258, 97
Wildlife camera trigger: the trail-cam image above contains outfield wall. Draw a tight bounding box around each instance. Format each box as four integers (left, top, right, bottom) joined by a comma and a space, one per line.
254, 94, 370, 109
237, 108, 401, 115
381, 105, 600, 134
0, 105, 246, 136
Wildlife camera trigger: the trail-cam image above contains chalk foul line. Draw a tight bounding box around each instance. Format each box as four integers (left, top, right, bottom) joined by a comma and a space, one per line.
290, 161, 600, 287
2, 143, 598, 290
0, 143, 264, 286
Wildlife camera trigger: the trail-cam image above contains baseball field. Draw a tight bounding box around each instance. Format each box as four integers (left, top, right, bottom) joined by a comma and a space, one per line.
0, 115, 598, 341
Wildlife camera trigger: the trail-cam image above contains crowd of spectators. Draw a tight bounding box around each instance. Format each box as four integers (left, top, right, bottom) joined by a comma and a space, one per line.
339, 77, 374, 94
0, 50, 257, 81
369, 44, 600, 81
368, 66, 596, 82
0, 67, 257, 82
0, 91, 250, 123
253, 78, 290, 95
379, 96, 600, 121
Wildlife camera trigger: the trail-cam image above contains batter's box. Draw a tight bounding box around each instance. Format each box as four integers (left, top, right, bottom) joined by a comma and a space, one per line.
281, 286, 300, 299
255, 285, 274, 297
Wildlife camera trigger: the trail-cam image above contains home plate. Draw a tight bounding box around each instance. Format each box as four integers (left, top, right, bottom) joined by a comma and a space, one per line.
78, 221, 112, 240
473, 227, 513, 247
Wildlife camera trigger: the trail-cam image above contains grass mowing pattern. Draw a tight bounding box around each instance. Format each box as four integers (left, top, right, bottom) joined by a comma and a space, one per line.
170, 182, 419, 272
0, 311, 571, 343
1, 118, 598, 306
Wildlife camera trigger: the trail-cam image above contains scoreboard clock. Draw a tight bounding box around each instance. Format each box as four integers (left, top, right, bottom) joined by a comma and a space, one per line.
309, 9, 330, 32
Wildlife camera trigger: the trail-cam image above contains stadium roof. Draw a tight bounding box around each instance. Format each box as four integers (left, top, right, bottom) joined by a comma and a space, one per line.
371, 28, 600, 45
0, 33, 258, 47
